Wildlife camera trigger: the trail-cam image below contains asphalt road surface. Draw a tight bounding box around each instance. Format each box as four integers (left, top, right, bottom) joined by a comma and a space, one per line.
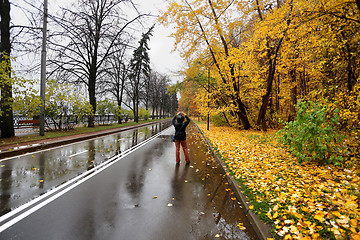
0, 122, 258, 240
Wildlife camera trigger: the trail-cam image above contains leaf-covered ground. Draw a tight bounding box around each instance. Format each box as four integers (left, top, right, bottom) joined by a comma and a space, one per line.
198, 123, 360, 240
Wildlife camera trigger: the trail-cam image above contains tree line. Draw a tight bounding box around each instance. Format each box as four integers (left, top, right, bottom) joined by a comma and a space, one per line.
160, 0, 359, 131
0, 0, 178, 138
160, 0, 359, 165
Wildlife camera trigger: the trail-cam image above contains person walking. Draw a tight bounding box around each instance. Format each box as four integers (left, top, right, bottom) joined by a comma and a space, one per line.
172, 112, 191, 164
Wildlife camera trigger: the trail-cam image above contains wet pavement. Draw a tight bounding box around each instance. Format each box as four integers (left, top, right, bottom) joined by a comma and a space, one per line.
0, 121, 171, 216
0, 122, 258, 240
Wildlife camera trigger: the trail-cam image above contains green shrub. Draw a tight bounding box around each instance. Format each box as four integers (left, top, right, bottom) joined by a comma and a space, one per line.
211, 112, 229, 126
277, 100, 344, 165
139, 108, 150, 120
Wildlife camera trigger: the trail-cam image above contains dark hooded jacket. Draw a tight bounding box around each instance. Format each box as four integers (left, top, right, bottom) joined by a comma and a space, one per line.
172, 115, 190, 141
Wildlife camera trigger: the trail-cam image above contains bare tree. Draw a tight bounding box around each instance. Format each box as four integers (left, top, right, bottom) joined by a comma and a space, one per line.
101, 43, 131, 123
157, 74, 172, 118
48, 0, 144, 127
147, 71, 161, 118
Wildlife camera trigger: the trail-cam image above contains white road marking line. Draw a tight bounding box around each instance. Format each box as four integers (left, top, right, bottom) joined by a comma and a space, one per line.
68, 150, 88, 158
0, 127, 171, 232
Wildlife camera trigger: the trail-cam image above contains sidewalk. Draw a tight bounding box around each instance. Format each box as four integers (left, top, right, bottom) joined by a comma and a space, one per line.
0, 120, 169, 159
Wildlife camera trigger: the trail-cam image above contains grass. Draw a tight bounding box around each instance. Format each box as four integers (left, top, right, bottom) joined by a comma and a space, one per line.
0, 118, 169, 147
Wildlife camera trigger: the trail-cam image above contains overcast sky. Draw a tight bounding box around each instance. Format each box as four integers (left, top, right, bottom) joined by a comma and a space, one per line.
12, 0, 183, 83
135, 0, 184, 82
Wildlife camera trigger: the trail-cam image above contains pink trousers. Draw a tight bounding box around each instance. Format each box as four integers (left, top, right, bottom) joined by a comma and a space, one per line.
175, 140, 190, 163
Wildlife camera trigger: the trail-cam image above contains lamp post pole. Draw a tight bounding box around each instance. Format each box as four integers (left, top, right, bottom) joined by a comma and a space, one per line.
39, 0, 47, 136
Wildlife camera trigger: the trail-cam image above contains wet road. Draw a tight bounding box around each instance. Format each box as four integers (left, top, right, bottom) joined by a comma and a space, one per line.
0, 121, 171, 216
0, 122, 258, 240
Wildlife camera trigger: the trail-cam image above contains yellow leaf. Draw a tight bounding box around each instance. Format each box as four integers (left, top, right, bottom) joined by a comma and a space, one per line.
290, 225, 298, 233
311, 233, 319, 240
345, 201, 358, 210
332, 211, 342, 218
351, 219, 358, 226
351, 233, 360, 240
284, 234, 292, 240
314, 214, 324, 222
350, 227, 357, 233
237, 223, 246, 230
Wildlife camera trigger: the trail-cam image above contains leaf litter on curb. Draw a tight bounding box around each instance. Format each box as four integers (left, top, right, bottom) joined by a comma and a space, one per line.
199, 123, 360, 240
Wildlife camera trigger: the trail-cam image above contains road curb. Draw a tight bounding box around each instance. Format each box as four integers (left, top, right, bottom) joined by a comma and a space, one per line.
193, 122, 273, 240
0, 119, 170, 159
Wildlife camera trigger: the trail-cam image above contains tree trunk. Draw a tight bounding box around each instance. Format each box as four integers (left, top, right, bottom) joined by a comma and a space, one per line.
300, 69, 307, 97
135, 102, 139, 123
0, 0, 15, 138
118, 78, 124, 124
117, 97, 122, 124
275, 75, 280, 111
236, 99, 251, 129
345, 42, 355, 92
288, 69, 297, 122
134, 87, 139, 123
256, 38, 283, 131
88, 66, 96, 127
87, 22, 100, 128
257, 64, 275, 131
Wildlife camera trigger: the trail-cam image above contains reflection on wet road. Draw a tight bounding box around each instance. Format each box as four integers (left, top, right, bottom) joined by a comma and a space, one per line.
0, 122, 258, 240
0, 121, 171, 216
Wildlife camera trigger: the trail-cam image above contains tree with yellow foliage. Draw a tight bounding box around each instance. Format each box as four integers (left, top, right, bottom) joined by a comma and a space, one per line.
159, 0, 252, 129
160, 0, 359, 140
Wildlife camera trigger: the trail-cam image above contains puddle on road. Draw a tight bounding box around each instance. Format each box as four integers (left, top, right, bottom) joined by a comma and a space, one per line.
0, 121, 171, 216
184, 124, 258, 240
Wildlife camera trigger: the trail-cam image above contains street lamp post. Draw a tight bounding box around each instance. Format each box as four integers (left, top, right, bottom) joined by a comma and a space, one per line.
39, 0, 47, 136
